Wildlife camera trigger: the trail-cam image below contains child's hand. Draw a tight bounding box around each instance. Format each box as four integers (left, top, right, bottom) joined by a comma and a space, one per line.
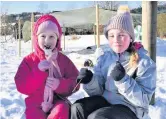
41, 101, 53, 113
38, 60, 51, 72
44, 48, 58, 61
76, 68, 93, 84
46, 51, 58, 62
46, 77, 60, 91
110, 61, 125, 81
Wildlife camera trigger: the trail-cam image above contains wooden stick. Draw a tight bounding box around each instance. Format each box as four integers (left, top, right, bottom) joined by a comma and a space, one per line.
72, 78, 83, 93
31, 12, 34, 52
96, 4, 100, 48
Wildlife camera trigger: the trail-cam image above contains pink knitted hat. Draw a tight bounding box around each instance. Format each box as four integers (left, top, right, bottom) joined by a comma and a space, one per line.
37, 20, 59, 38
104, 6, 135, 41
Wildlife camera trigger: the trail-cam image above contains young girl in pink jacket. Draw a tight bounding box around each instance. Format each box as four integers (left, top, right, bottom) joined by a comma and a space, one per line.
14, 14, 79, 119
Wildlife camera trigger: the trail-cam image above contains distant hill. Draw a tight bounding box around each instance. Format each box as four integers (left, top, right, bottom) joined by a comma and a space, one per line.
3, 4, 166, 24
131, 4, 166, 14
50, 7, 141, 28
4, 11, 61, 23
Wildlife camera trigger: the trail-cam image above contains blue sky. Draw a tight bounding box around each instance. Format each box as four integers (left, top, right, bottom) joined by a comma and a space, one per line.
1, 1, 141, 15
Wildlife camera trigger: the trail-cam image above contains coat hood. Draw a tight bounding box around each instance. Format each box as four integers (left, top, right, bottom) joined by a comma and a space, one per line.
33, 14, 62, 60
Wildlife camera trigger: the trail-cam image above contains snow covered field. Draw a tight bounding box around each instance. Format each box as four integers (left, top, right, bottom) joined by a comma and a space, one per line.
0, 35, 166, 119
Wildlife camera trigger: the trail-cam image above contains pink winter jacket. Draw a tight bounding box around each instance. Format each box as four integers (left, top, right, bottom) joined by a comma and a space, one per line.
14, 14, 79, 109
15, 52, 79, 108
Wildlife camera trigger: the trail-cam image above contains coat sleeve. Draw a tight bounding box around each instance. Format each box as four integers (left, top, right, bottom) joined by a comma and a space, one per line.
55, 57, 79, 96
14, 58, 48, 95
114, 57, 156, 108
83, 55, 106, 96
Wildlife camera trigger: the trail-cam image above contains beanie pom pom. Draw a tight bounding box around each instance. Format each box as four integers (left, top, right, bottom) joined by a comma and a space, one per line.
117, 5, 130, 14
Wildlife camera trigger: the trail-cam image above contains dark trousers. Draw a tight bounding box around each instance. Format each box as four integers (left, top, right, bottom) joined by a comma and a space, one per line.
70, 95, 138, 119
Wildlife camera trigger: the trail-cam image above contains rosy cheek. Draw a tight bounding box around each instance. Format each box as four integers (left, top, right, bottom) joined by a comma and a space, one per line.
108, 39, 113, 45
51, 40, 56, 46
122, 40, 130, 51
38, 39, 44, 49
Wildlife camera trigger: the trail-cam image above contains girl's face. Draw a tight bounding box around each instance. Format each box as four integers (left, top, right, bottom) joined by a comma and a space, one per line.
38, 30, 58, 50
108, 29, 131, 53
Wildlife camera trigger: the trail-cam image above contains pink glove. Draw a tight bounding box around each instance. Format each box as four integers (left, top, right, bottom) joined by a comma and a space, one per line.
38, 60, 51, 72
46, 52, 58, 62
45, 48, 58, 61
41, 101, 53, 113
46, 77, 60, 91
41, 86, 53, 113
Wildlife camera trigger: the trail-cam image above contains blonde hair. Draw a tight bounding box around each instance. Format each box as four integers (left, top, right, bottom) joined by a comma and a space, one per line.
128, 43, 139, 68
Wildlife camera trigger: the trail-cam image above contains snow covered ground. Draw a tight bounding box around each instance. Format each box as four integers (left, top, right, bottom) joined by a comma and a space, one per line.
0, 35, 166, 119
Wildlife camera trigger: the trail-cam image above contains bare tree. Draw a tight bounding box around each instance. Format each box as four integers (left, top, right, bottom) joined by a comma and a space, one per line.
0, 6, 13, 42
157, 1, 166, 13
93, 1, 123, 10
37, 1, 48, 15
158, 1, 166, 6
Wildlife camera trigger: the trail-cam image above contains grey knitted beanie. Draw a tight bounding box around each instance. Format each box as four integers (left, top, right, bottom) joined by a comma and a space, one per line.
104, 6, 135, 41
